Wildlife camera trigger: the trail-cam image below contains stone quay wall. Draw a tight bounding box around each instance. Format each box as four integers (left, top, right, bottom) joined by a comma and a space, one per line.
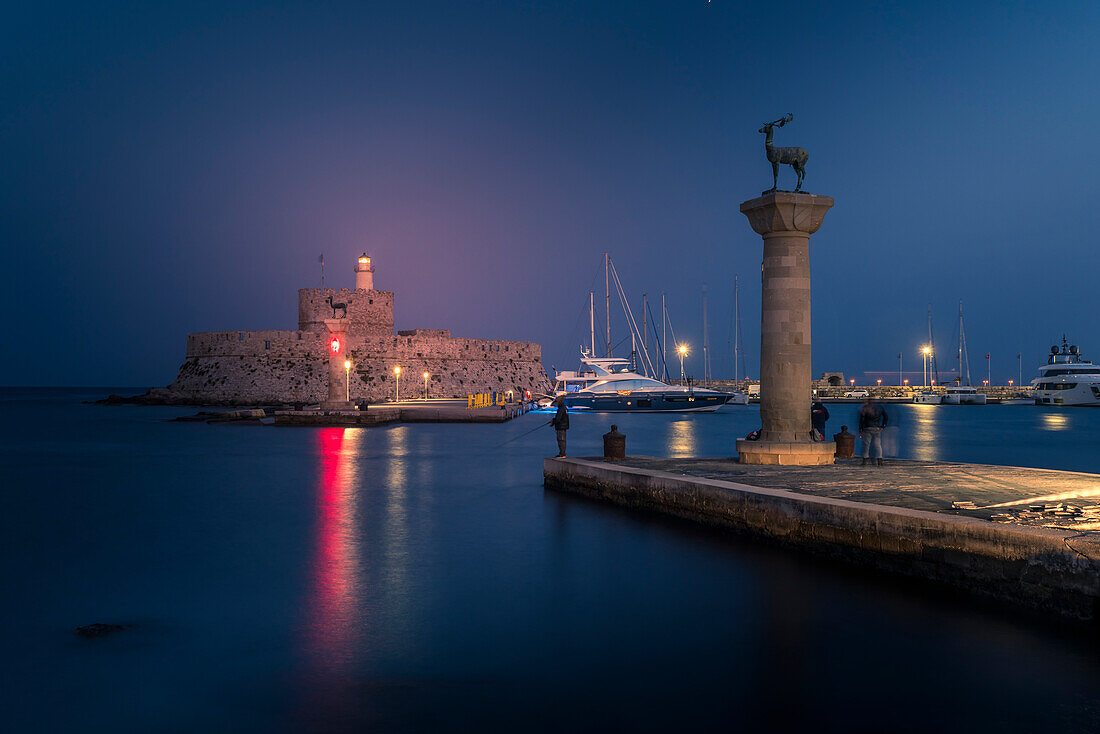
168, 328, 550, 405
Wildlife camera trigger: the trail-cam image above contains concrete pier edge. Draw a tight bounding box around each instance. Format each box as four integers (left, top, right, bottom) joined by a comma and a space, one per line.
543, 457, 1100, 622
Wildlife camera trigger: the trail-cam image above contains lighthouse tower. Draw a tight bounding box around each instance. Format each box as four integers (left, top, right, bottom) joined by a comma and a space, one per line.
354, 253, 374, 290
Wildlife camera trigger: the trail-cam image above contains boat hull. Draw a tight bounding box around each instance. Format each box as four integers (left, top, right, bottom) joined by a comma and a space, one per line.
561, 392, 730, 413
942, 394, 987, 405
1034, 385, 1100, 406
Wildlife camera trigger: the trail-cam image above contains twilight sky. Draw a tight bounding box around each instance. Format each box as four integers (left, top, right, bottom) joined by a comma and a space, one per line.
3, 1, 1099, 386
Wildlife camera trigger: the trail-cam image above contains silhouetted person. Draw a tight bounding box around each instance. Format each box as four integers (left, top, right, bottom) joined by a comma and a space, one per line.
811, 400, 829, 440
858, 398, 888, 466
550, 398, 569, 457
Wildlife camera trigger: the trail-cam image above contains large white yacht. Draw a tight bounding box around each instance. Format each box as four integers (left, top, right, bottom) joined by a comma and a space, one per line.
551, 354, 743, 412
1032, 338, 1100, 406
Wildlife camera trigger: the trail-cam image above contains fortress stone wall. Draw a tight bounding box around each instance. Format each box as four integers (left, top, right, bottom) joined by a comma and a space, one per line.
163, 260, 550, 405
297, 288, 394, 335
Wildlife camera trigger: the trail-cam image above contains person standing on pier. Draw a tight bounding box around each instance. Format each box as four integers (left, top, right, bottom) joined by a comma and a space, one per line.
550, 398, 570, 458
858, 397, 888, 466
811, 399, 829, 441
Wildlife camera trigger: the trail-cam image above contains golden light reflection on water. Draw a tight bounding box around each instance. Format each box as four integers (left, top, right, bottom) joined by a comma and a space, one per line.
1040, 413, 1071, 431
910, 405, 940, 462
383, 427, 411, 621
668, 419, 698, 457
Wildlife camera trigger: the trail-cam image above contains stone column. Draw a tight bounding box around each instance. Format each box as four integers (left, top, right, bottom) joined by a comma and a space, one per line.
736, 191, 834, 465
321, 318, 355, 410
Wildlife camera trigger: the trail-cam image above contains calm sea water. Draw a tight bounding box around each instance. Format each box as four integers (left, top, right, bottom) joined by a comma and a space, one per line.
2, 388, 1098, 733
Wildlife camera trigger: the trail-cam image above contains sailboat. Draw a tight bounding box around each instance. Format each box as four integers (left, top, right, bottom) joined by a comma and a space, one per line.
942, 300, 986, 405
551, 255, 739, 412
726, 275, 750, 405
913, 305, 942, 404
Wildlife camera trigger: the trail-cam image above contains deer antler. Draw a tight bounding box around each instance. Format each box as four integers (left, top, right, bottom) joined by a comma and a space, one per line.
763, 113, 794, 129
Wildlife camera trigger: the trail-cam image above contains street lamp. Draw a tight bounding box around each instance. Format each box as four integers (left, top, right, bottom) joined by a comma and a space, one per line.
876, 379, 882, 386
850, 379, 855, 387
903, 379, 909, 387
394, 366, 401, 401
423, 371, 430, 400
921, 345, 931, 388
344, 360, 351, 402
677, 344, 688, 381
1008, 379, 1014, 387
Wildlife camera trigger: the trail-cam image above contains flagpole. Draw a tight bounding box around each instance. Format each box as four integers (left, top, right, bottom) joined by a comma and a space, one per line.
320, 253, 325, 289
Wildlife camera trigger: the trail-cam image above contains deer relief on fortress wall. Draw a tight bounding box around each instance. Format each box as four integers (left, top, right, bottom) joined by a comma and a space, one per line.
325, 295, 348, 319
759, 113, 809, 193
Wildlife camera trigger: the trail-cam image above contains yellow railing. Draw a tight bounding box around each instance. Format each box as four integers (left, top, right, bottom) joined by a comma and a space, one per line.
467, 392, 509, 408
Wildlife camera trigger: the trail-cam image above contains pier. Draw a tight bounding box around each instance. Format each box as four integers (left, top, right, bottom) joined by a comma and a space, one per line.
544, 455, 1100, 621
173, 398, 539, 426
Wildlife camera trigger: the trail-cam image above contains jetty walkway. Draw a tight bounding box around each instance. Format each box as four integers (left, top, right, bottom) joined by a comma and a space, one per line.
544, 456, 1100, 621
174, 398, 538, 426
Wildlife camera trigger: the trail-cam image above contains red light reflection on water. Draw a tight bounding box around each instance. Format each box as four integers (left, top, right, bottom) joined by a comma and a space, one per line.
307, 427, 362, 671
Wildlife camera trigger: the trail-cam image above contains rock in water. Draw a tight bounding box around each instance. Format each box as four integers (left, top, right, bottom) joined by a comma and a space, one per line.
74, 623, 129, 638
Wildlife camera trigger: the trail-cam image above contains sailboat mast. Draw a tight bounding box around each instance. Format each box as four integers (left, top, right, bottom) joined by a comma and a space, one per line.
662, 293, 667, 380
734, 275, 740, 382
959, 299, 972, 385
957, 300, 963, 382
604, 253, 611, 357
589, 291, 596, 356
642, 294, 648, 372
702, 284, 709, 386
928, 304, 940, 384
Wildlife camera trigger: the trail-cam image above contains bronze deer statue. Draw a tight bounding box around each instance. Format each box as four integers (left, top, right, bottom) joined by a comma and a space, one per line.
759, 113, 808, 192
325, 295, 348, 319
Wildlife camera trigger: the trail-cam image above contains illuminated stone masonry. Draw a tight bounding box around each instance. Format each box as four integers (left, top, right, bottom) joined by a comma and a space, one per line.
164, 256, 551, 405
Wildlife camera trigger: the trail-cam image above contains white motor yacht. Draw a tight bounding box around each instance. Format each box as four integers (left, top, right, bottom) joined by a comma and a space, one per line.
1032, 338, 1100, 406
552, 355, 737, 412
912, 391, 942, 404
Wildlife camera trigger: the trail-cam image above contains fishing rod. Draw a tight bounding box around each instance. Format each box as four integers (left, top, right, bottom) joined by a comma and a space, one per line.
493, 419, 553, 450
477, 393, 562, 454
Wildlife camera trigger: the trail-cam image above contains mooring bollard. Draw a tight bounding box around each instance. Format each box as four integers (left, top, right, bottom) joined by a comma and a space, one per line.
833, 425, 855, 458
603, 424, 626, 461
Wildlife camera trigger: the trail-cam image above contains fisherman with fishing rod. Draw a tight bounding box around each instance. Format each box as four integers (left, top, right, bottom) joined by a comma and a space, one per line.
549, 397, 569, 457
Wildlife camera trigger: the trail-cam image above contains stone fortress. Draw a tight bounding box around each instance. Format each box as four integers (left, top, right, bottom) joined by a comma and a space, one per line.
163, 255, 551, 405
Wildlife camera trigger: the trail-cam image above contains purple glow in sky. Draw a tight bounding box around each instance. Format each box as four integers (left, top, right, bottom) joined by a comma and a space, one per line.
2, 1, 1098, 386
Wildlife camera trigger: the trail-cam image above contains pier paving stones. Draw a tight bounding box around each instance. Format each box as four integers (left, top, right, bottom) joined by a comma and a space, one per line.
612, 456, 1100, 532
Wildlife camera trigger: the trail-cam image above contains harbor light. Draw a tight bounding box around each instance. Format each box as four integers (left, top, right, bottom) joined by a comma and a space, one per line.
850, 379, 855, 387
921, 345, 932, 388
344, 360, 352, 402
903, 379, 909, 386
394, 366, 401, 401
1009, 379, 1014, 387
423, 371, 430, 400
876, 379, 882, 386
677, 344, 688, 381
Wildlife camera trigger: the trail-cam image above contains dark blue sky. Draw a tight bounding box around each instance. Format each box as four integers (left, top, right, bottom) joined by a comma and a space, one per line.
3, 1, 1099, 386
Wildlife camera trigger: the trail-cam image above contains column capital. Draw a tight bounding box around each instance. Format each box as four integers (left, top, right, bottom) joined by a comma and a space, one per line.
740, 191, 834, 237
324, 318, 350, 334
